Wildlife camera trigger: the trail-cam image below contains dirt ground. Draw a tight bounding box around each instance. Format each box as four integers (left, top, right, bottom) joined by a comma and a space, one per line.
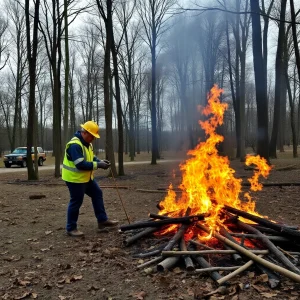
1, 156, 300, 300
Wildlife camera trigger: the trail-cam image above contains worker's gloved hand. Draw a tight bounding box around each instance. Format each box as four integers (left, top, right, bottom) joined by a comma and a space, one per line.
103, 159, 111, 165
97, 160, 110, 169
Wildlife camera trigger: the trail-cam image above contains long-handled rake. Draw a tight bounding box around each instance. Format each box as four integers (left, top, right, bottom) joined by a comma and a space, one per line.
109, 166, 131, 224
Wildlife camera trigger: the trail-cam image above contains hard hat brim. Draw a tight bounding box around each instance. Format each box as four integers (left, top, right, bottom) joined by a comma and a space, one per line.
80, 124, 100, 138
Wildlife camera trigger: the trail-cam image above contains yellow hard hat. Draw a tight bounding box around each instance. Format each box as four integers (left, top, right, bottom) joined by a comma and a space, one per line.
80, 121, 100, 138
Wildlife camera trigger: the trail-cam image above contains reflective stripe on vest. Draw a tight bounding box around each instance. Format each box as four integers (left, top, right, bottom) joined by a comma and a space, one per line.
62, 137, 94, 183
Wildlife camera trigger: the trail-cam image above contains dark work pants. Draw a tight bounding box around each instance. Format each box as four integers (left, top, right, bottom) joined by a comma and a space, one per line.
66, 180, 108, 232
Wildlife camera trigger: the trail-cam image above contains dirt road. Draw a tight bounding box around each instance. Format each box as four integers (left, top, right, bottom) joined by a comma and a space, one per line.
0, 159, 182, 174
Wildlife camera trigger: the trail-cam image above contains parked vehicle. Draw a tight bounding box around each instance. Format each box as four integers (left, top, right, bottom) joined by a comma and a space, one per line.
3, 147, 46, 168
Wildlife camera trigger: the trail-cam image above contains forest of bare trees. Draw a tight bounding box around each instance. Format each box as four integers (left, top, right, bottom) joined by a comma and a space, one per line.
0, 0, 300, 179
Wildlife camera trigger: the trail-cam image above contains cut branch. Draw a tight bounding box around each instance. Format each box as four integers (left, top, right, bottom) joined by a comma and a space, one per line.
123, 227, 158, 246
223, 205, 300, 239
180, 238, 195, 272
120, 215, 205, 231
162, 249, 269, 256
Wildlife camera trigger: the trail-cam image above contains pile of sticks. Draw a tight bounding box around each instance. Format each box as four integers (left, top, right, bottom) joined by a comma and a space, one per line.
120, 205, 300, 286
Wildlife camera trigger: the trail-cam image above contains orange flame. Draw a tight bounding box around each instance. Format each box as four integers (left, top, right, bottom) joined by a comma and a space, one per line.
158, 85, 272, 234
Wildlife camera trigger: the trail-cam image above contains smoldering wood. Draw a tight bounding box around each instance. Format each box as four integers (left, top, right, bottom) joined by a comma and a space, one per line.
192, 255, 223, 282
229, 233, 290, 242
133, 248, 163, 258
224, 205, 300, 239
197, 223, 300, 283
219, 227, 242, 263
236, 220, 300, 274
157, 257, 180, 272
163, 224, 189, 251
161, 249, 269, 256
136, 189, 181, 193
242, 182, 300, 187
123, 227, 158, 246
148, 213, 169, 220
189, 239, 215, 250
180, 238, 195, 272
120, 215, 205, 231
133, 241, 169, 258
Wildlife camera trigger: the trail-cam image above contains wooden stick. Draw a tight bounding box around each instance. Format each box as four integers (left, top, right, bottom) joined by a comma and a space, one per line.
120, 215, 205, 231
163, 224, 189, 251
133, 248, 163, 258
236, 220, 300, 274
242, 182, 300, 187
136, 257, 164, 269
223, 205, 300, 239
195, 266, 241, 273
219, 227, 242, 263
157, 257, 180, 272
123, 227, 158, 246
286, 251, 300, 256
99, 185, 129, 189
162, 249, 269, 256
229, 233, 290, 242
148, 213, 170, 220
180, 238, 195, 272
192, 255, 223, 282
136, 189, 181, 193
188, 240, 214, 250
188, 243, 224, 282
277, 247, 297, 261
197, 223, 300, 283
217, 255, 263, 285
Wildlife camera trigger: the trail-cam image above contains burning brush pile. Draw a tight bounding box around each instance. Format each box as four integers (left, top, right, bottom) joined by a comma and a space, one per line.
120, 86, 300, 286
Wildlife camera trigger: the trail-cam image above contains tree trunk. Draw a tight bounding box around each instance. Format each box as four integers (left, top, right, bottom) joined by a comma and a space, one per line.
250, 0, 269, 161
151, 38, 159, 164
25, 0, 40, 180
269, 0, 287, 158
110, 27, 125, 176
63, 0, 70, 146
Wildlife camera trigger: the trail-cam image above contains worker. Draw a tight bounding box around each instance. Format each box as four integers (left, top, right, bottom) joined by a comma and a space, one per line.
62, 121, 118, 237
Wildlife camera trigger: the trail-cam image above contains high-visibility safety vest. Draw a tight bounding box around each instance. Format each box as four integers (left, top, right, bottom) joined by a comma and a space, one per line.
62, 137, 96, 183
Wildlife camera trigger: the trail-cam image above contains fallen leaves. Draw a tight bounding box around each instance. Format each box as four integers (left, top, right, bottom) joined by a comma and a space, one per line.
2, 291, 38, 300
129, 291, 147, 300
14, 278, 32, 287
57, 274, 83, 284
3, 255, 23, 262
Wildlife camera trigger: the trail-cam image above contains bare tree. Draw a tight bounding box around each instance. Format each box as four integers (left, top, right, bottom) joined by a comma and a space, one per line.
117, 0, 139, 161
25, 0, 40, 180
138, 0, 176, 164
95, 0, 117, 175
250, 0, 269, 161
0, 14, 9, 71
38, 0, 63, 177
269, 0, 287, 158
6, 0, 28, 151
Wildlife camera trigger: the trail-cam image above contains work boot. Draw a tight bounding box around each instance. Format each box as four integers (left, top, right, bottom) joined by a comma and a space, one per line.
98, 219, 119, 229
67, 229, 84, 237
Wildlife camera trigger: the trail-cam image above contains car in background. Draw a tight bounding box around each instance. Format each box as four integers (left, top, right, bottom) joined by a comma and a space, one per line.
3, 147, 46, 168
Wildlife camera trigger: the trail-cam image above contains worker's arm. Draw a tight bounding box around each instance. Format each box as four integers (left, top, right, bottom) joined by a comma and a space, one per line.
66, 144, 97, 170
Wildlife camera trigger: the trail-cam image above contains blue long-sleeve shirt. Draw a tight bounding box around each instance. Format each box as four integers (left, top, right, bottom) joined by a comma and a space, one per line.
66, 131, 100, 170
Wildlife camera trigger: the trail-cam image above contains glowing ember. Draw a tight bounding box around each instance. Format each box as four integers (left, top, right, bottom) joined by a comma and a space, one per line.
158, 85, 272, 234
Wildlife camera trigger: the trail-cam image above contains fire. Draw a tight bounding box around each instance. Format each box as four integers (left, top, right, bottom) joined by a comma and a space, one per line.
158, 85, 272, 235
